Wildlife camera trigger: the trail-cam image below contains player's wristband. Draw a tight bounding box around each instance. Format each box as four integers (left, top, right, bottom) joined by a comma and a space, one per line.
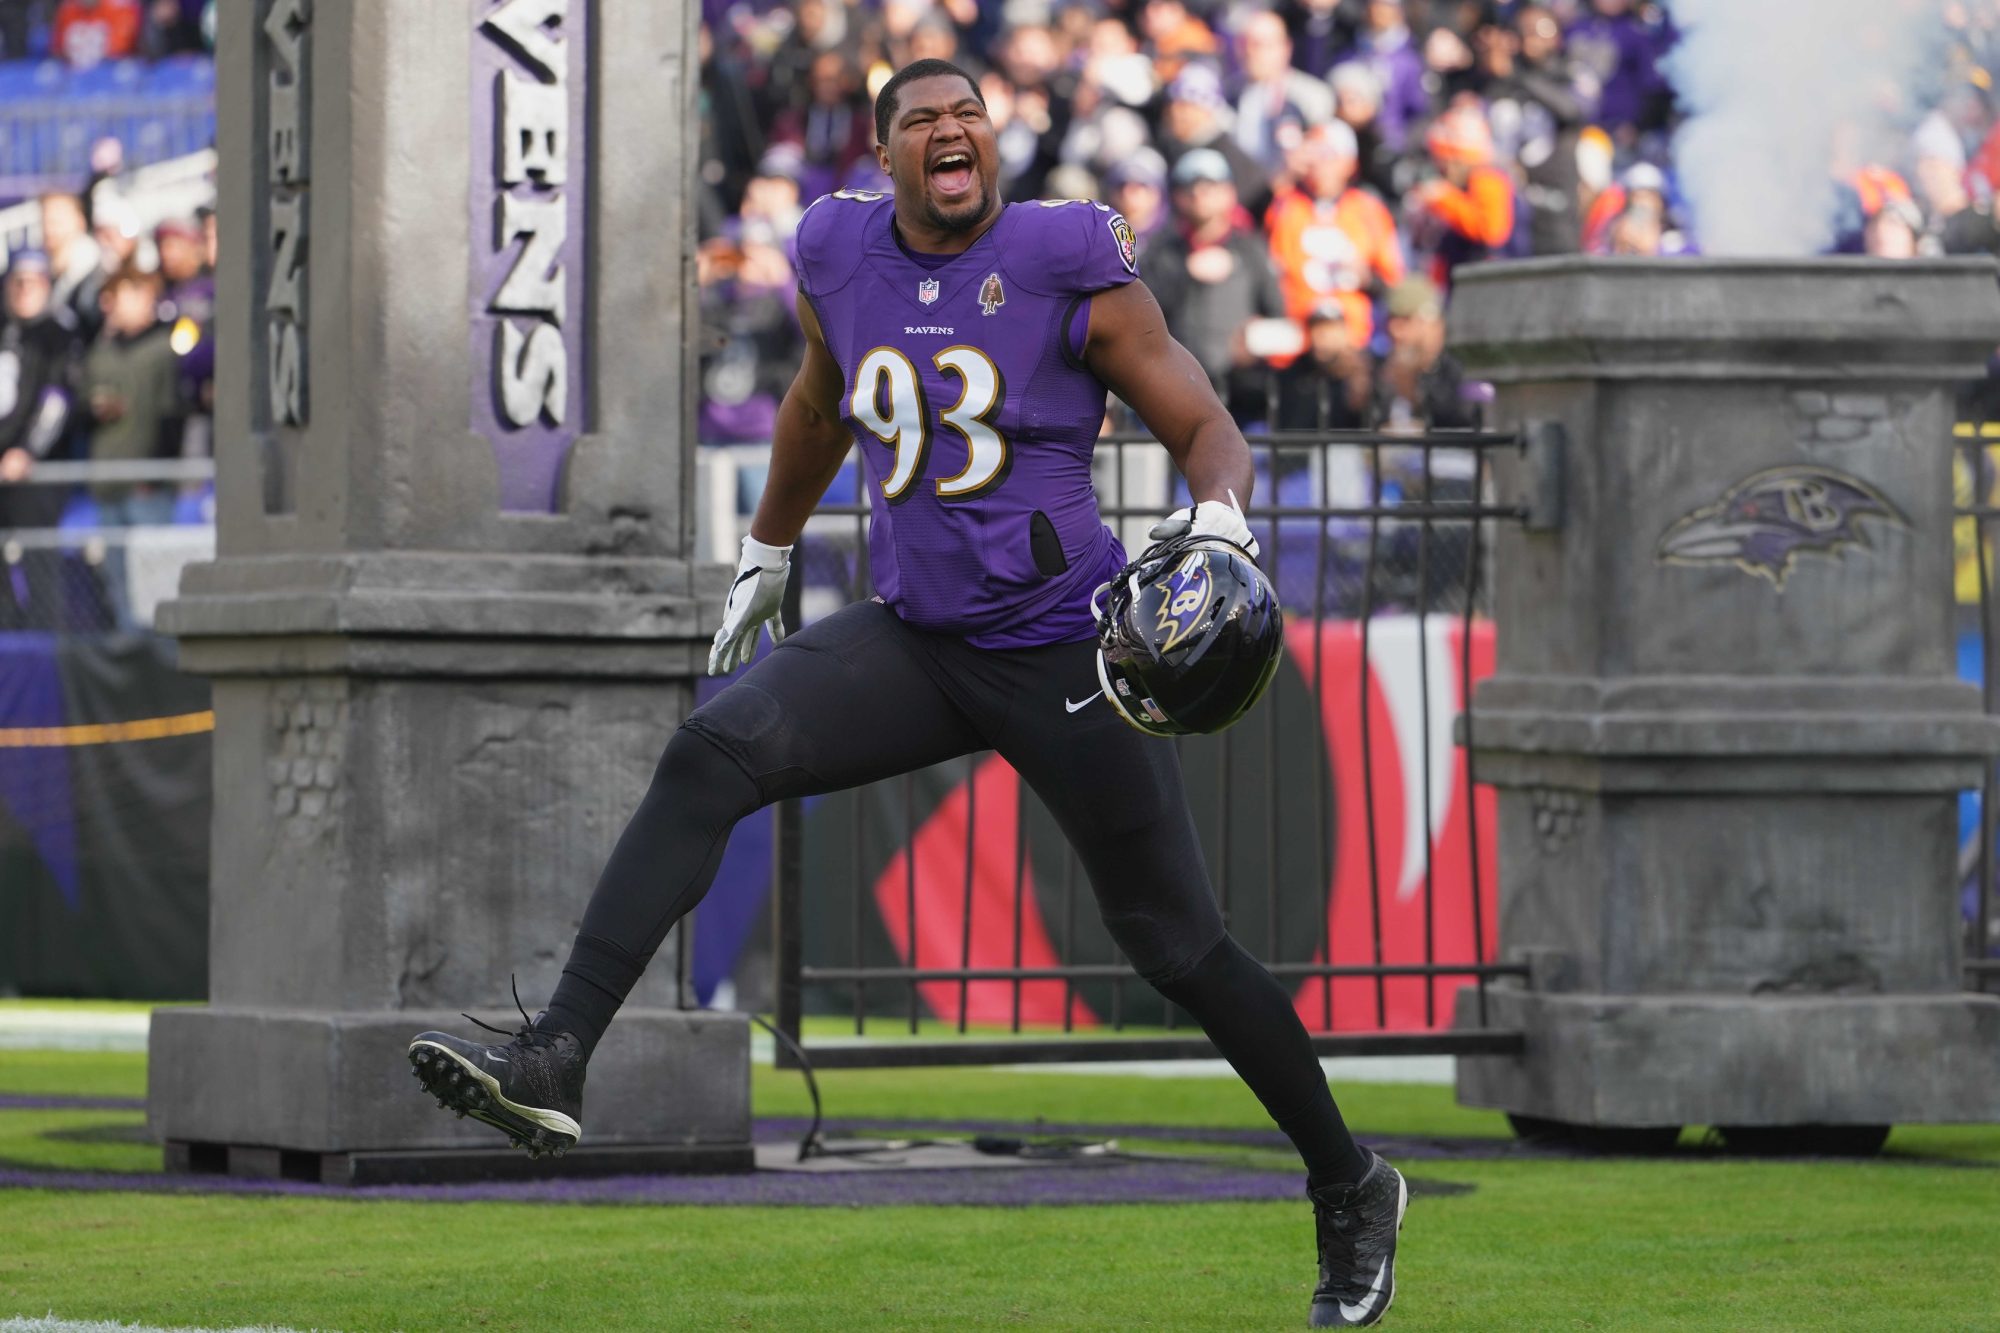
742, 534, 793, 571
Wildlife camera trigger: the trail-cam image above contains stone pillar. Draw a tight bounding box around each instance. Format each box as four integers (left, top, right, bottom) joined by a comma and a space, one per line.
1448, 258, 2000, 1140
147, 1, 745, 1182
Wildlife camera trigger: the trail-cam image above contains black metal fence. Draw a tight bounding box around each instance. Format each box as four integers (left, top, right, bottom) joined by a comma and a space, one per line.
767, 426, 1531, 1068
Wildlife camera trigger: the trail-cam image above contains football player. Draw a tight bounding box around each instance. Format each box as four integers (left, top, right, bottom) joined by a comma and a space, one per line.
411, 59, 1405, 1328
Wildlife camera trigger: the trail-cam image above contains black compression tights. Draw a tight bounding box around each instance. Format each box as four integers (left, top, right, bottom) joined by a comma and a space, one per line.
542, 728, 759, 1050
541, 603, 1367, 1184
543, 728, 1366, 1185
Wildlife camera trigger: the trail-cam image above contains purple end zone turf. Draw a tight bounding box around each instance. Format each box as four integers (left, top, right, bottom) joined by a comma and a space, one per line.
0, 1158, 1309, 1207
0, 1107, 1541, 1204
0, 1094, 148, 1112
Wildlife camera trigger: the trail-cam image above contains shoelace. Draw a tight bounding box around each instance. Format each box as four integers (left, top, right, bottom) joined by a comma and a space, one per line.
459, 974, 563, 1050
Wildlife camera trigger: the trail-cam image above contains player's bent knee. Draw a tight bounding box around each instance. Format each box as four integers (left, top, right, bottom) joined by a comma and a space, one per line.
1101, 908, 1228, 990
651, 725, 765, 826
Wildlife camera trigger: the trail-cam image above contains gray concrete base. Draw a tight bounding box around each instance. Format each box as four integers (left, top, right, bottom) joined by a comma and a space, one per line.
1454, 987, 2000, 1127
165, 1139, 753, 1185
148, 1006, 750, 1158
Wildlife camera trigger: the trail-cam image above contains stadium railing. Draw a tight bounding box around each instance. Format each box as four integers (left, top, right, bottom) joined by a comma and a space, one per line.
0, 55, 214, 198
702, 424, 1535, 1066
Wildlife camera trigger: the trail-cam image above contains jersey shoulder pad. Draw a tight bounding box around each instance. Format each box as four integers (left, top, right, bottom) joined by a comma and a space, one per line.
794, 191, 889, 296
1005, 198, 1141, 297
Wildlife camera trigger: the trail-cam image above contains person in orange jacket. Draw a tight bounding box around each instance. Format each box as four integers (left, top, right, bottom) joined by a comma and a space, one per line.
1407, 100, 1516, 288
1265, 120, 1406, 352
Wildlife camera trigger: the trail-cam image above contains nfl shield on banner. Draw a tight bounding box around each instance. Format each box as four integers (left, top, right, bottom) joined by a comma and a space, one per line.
918, 277, 940, 305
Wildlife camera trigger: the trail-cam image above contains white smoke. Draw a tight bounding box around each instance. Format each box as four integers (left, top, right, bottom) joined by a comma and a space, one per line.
1664, 0, 1944, 256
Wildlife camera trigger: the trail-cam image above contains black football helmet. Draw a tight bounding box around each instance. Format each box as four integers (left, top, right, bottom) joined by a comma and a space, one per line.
1091, 534, 1285, 737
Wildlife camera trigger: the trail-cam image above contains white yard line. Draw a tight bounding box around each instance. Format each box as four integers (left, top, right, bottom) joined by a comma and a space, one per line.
1, 1318, 329, 1333
0, 1010, 152, 1052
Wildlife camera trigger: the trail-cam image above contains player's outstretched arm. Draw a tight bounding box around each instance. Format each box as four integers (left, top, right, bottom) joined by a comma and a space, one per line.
708, 294, 855, 675
751, 294, 853, 546
1082, 279, 1259, 553
1083, 280, 1254, 508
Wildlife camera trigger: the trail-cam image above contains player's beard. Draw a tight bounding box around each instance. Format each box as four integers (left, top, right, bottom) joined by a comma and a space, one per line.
922, 177, 991, 234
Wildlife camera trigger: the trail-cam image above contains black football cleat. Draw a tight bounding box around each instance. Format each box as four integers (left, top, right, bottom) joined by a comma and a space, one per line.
1307, 1151, 1408, 1327
407, 987, 585, 1160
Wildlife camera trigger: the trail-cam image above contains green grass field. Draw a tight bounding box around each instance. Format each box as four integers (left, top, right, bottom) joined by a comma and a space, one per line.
3, 1040, 1999, 1331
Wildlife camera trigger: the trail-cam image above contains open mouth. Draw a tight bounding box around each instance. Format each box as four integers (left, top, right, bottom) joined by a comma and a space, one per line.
929, 150, 975, 201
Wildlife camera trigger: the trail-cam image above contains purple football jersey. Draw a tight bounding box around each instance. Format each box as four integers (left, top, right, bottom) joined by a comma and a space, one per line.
795, 192, 1142, 648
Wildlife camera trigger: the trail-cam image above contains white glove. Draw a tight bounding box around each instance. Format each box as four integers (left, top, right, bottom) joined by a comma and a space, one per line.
1147, 490, 1260, 559
708, 534, 793, 676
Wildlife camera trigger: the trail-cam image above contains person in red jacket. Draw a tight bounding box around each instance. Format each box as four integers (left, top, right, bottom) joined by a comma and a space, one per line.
1407, 100, 1515, 288
52, 0, 142, 67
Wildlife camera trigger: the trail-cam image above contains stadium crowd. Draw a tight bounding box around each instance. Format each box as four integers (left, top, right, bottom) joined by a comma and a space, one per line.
695, 0, 2000, 441
0, 0, 211, 66
0, 4, 217, 626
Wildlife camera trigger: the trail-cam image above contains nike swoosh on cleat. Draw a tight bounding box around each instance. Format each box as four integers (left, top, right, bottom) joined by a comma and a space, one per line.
1064, 694, 1101, 713
1339, 1256, 1391, 1323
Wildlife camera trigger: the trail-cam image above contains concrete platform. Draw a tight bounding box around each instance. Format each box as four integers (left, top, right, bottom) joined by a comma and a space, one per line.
149, 1006, 750, 1168
1456, 987, 2000, 1127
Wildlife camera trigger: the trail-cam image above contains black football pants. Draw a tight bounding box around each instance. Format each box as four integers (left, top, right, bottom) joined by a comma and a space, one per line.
545, 600, 1365, 1182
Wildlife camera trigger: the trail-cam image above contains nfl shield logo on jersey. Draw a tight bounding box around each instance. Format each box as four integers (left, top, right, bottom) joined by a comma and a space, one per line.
918, 277, 941, 305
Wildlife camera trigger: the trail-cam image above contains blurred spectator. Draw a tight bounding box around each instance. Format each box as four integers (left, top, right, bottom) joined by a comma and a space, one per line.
763, 0, 858, 124
702, 20, 768, 221
1230, 10, 1333, 178
1266, 122, 1405, 348
1373, 275, 1475, 431
1138, 0, 1219, 86
0, 251, 81, 534
1581, 161, 1688, 255
1286, 0, 1359, 80
1864, 196, 1924, 259
907, 13, 960, 67
52, 0, 141, 67
1606, 195, 1664, 255
1831, 163, 1918, 254
1107, 149, 1171, 250
1143, 148, 1290, 424
1159, 64, 1270, 216
1478, 3, 1597, 255
1276, 302, 1373, 431
869, 0, 941, 73
142, 0, 204, 56
770, 50, 876, 201
1407, 101, 1515, 287
84, 262, 183, 627
154, 216, 208, 324
70, 194, 144, 342
1563, 0, 1673, 143
1329, 63, 1401, 202
1078, 15, 1155, 111
154, 215, 212, 455
38, 193, 100, 321
1337, 0, 1430, 153
84, 264, 180, 526
698, 148, 807, 445
990, 21, 1075, 200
